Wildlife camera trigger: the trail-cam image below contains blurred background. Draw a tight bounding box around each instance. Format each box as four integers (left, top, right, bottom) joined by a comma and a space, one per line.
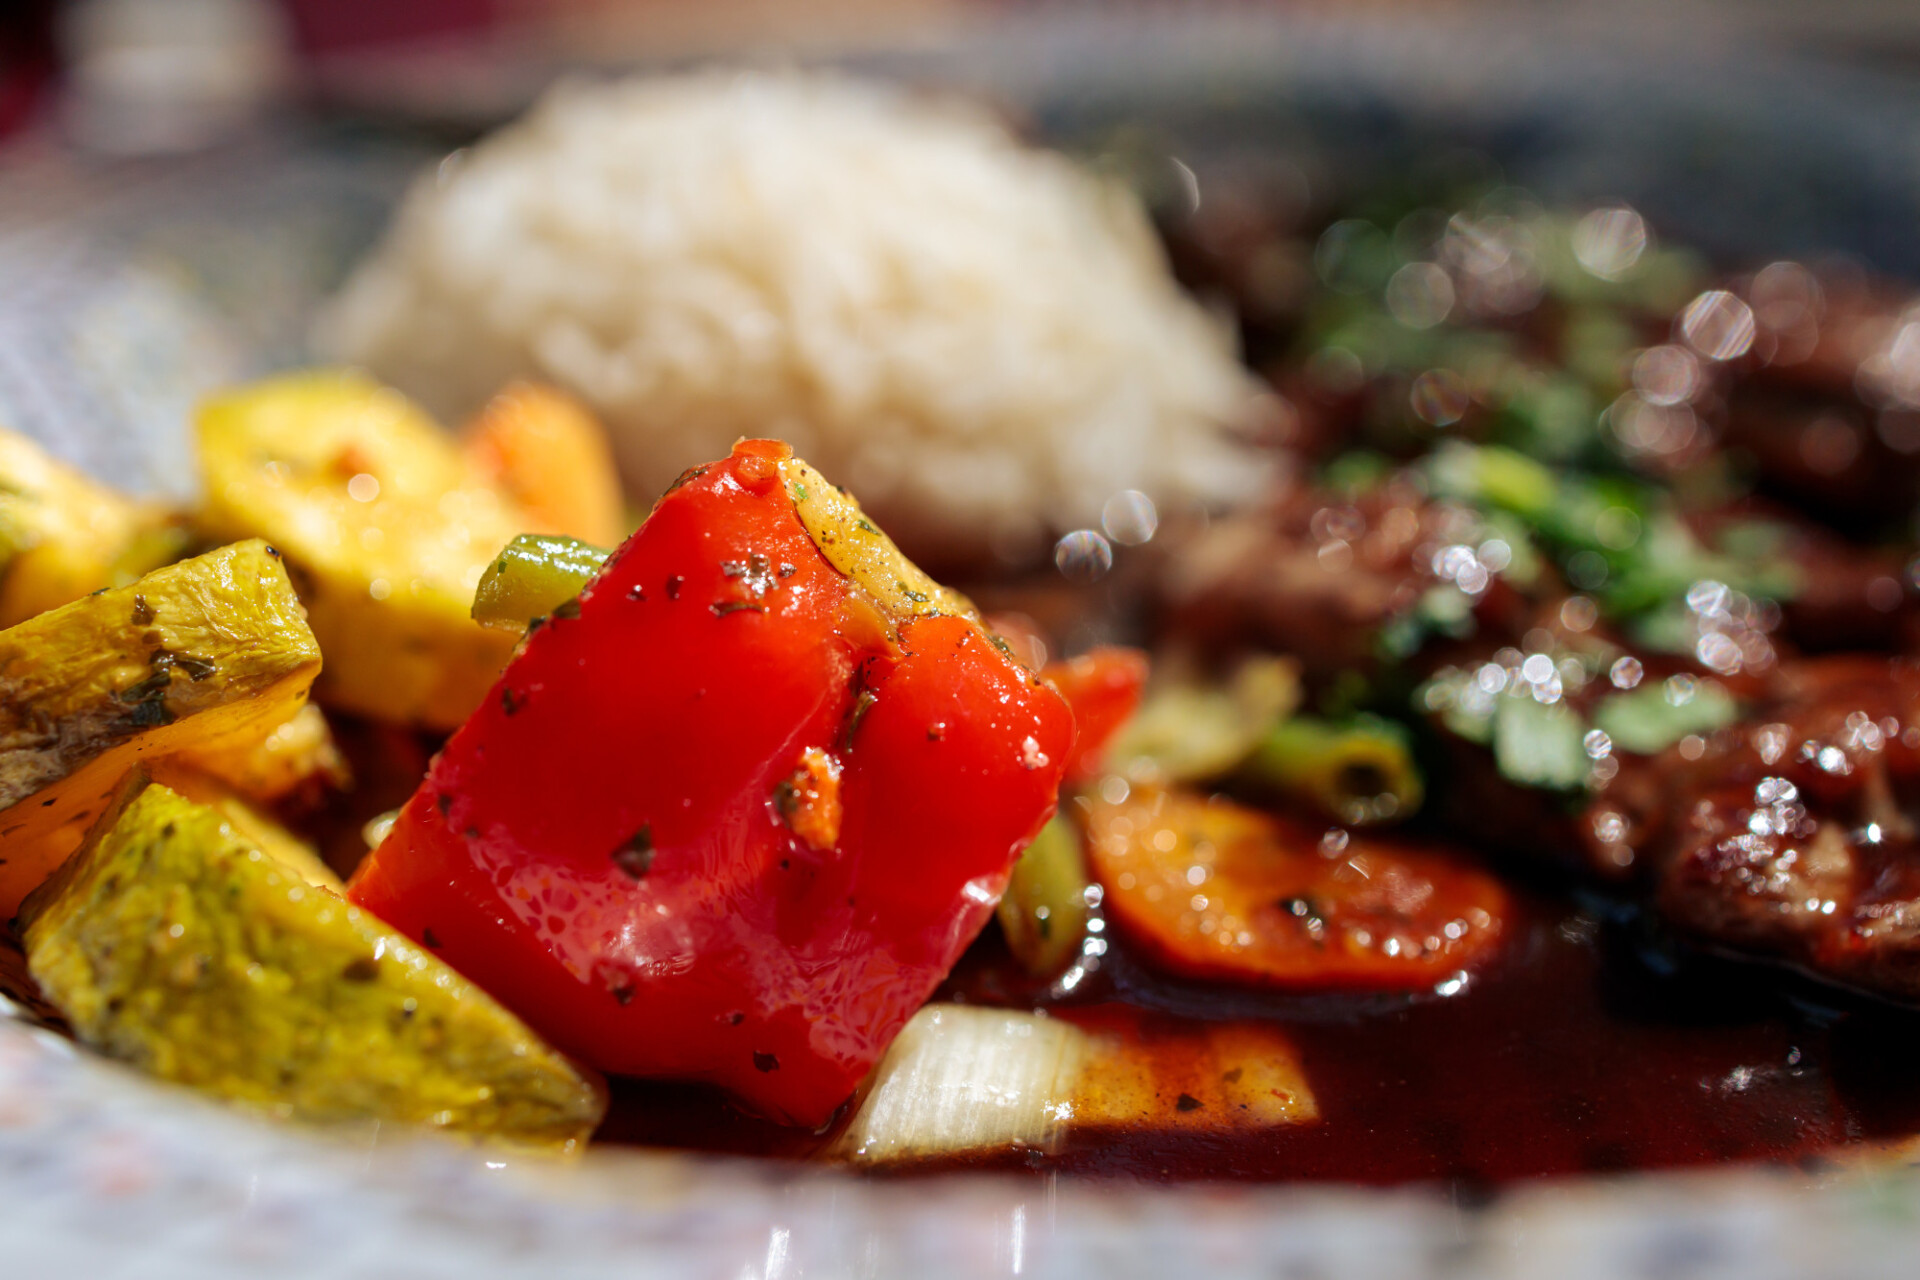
9, 0, 1920, 143
7, 0, 1920, 497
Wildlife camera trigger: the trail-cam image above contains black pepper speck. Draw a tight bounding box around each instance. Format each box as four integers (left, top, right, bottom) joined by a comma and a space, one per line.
612, 825, 655, 879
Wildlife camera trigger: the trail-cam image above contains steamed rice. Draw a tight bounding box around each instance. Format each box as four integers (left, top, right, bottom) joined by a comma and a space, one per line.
315, 70, 1270, 562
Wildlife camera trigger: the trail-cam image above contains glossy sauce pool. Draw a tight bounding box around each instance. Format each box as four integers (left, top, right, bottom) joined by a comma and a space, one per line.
596, 880, 1920, 1184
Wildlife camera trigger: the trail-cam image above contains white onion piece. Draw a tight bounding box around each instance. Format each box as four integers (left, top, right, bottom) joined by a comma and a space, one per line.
833, 1005, 1088, 1164
834, 1004, 1318, 1165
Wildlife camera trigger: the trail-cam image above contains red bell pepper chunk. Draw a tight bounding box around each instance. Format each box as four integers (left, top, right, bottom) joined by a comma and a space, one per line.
1041, 646, 1149, 782
347, 440, 1073, 1125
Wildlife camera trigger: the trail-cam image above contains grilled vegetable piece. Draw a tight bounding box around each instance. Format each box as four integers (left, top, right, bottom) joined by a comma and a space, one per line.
1105, 654, 1300, 783
460, 382, 627, 548
833, 1004, 1090, 1162
146, 760, 343, 893
1083, 783, 1507, 989
0, 426, 188, 628
996, 813, 1093, 978
471, 533, 611, 632
0, 539, 321, 917
349, 439, 1073, 1127
832, 1003, 1316, 1165
18, 775, 605, 1148
195, 370, 529, 729
1242, 712, 1424, 825
1040, 647, 1150, 782
173, 702, 347, 805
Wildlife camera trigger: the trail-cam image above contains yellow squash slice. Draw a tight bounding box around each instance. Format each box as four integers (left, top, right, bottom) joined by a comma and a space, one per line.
18, 774, 606, 1149
146, 759, 343, 893
196, 371, 529, 729
0, 539, 320, 917
0, 426, 188, 628
174, 702, 347, 805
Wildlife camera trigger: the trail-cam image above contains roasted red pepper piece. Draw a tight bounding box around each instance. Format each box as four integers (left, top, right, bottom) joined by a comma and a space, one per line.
348, 440, 1072, 1125
1042, 646, 1149, 782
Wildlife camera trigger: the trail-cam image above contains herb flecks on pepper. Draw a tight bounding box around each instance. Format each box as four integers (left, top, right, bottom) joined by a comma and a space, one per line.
347, 439, 1072, 1126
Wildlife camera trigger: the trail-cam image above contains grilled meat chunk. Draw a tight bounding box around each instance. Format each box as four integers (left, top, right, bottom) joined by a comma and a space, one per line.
1588, 656, 1920, 999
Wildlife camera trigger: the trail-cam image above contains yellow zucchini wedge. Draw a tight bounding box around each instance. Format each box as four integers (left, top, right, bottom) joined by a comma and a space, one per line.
174, 702, 347, 805
0, 539, 320, 917
146, 759, 343, 893
0, 426, 190, 628
196, 370, 527, 729
18, 774, 606, 1149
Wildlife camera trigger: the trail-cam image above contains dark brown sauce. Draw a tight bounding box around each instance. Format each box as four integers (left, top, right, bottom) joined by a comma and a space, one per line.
1051, 916, 1846, 1184
587, 882, 1920, 1185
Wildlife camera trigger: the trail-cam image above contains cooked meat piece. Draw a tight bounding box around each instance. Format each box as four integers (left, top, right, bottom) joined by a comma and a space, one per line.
1423, 733, 1592, 869
1776, 531, 1917, 653
1157, 481, 1538, 684
1586, 655, 1920, 1000
1687, 503, 1918, 653
1724, 275, 1920, 533
1722, 385, 1919, 535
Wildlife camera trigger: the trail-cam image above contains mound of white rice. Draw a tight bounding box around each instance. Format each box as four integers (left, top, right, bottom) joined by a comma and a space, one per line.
315, 70, 1269, 563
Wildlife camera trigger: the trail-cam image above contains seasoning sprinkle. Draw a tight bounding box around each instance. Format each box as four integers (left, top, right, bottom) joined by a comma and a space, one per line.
127, 699, 172, 728
665, 464, 709, 494
174, 652, 218, 681
341, 957, 380, 983
612, 825, 655, 879
841, 688, 878, 752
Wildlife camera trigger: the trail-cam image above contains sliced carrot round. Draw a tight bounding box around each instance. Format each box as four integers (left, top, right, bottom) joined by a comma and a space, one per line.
1082, 783, 1507, 990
